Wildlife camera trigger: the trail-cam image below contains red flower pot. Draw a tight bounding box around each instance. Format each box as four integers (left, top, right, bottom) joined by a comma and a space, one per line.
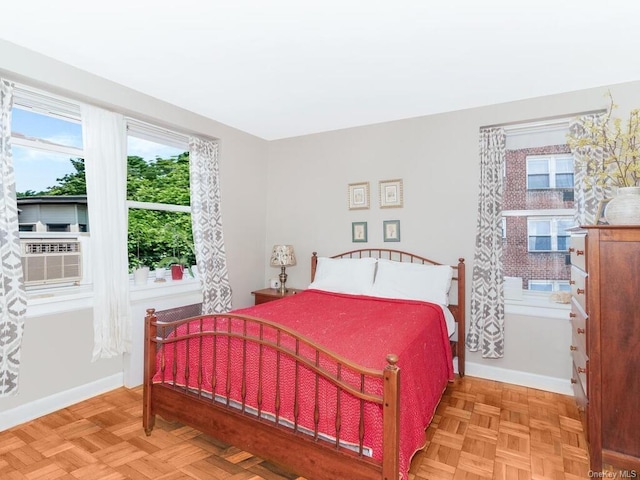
171, 264, 184, 280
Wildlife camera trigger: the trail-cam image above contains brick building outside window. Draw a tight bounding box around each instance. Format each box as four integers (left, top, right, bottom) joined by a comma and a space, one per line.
503, 144, 574, 292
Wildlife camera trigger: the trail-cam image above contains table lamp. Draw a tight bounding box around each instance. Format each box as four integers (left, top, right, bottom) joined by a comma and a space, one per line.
269, 244, 296, 294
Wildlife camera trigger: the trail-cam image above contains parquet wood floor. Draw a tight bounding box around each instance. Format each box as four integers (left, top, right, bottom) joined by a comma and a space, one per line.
0, 376, 589, 479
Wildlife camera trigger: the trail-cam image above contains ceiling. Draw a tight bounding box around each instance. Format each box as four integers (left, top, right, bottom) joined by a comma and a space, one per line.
3, 1, 640, 140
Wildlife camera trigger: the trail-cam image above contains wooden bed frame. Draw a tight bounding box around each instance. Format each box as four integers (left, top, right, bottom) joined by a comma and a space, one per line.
143, 249, 465, 480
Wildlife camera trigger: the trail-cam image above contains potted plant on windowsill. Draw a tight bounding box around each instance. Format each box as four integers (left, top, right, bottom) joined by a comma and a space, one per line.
158, 256, 194, 281
567, 91, 640, 224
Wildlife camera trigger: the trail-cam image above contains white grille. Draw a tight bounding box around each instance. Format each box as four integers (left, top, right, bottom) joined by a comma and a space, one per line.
21, 240, 82, 286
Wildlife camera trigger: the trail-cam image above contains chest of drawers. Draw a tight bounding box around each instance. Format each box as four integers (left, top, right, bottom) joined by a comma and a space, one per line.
570, 226, 640, 473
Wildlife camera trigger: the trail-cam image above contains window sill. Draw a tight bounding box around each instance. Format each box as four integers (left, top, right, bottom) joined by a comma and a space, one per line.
129, 276, 201, 302
25, 277, 202, 318
505, 291, 570, 320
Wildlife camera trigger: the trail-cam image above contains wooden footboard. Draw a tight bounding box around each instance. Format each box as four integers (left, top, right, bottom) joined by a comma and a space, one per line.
143, 309, 401, 480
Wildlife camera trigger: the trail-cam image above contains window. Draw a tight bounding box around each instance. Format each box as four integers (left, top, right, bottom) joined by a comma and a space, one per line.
502, 119, 575, 295
11, 86, 87, 289
527, 217, 573, 252
529, 280, 571, 292
526, 154, 574, 189
126, 121, 193, 274
46, 224, 71, 232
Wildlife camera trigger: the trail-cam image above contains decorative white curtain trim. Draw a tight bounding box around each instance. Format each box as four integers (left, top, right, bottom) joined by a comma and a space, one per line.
0, 78, 27, 396
188, 137, 233, 314
467, 127, 506, 359
569, 113, 610, 225
81, 104, 131, 360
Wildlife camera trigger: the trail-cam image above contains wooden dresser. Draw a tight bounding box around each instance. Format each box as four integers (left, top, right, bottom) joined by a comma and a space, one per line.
569, 226, 640, 472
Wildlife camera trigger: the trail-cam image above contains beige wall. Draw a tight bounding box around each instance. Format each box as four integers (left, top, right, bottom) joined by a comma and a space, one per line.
0, 39, 268, 414
265, 80, 640, 384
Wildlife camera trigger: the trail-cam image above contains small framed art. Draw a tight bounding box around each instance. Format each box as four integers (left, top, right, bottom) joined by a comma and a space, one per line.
379, 179, 403, 208
348, 182, 370, 210
383, 220, 400, 242
352, 221, 368, 243
595, 198, 612, 225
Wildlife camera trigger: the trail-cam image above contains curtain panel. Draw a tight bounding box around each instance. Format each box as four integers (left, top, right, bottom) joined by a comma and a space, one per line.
188, 137, 233, 314
0, 79, 27, 396
467, 127, 506, 359
569, 113, 610, 225
81, 104, 131, 360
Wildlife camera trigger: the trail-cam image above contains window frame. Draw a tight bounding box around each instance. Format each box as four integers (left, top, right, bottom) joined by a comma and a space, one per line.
125, 119, 192, 278
527, 216, 573, 253
526, 153, 574, 190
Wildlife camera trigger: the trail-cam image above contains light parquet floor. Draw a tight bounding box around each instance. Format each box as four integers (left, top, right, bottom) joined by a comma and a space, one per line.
0, 376, 589, 479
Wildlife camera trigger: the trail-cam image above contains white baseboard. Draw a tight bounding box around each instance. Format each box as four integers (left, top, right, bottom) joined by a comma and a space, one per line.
464, 361, 573, 396
0, 373, 124, 431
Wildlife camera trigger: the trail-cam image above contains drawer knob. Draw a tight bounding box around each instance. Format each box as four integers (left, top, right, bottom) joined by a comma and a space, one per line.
576, 250, 585, 256
578, 366, 587, 374
569, 280, 576, 285
571, 377, 577, 384
570, 345, 577, 351
577, 327, 585, 334
569, 247, 575, 253
577, 288, 585, 295
569, 312, 577, 318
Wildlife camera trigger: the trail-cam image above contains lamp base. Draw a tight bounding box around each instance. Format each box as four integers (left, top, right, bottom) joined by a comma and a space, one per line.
278, 267, 288, 294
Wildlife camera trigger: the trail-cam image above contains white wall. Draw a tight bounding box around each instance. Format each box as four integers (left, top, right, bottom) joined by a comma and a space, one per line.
0, 39, 269, 421
264, 80, 640, 393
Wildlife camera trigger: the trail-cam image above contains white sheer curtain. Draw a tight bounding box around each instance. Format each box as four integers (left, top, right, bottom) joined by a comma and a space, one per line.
188, 137, 233, 314
0, 78, 27, 396
467, 127, 506, 359
81, 104, 131, 360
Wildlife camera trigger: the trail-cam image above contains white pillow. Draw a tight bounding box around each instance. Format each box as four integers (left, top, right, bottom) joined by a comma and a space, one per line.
370, 258, 453, 305
309, 257, 377, 295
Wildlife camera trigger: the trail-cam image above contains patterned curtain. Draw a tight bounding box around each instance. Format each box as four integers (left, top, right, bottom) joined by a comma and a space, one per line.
188, 137, 233, 314
467, 127, 506, 358
0, 79, 27, 396
569, 113, 610, 225
81, 104, 131, 360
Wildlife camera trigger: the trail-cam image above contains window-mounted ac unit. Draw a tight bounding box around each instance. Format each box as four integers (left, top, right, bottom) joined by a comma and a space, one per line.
21, 240, 82, 286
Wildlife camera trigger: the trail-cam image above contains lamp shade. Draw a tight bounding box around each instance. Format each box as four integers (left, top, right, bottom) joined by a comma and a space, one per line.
270, 245, 296, 267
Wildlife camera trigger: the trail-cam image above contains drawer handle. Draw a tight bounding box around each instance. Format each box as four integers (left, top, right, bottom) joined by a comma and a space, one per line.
569, 312, 577, 318
569, 247, 575, 253
569, 280, 575, 285
576, 250, 584, 256
577, 288, 585, 295
570, 345, 577, 351
578, 366, 587, 374
577, 327, 585, 334
571, 377, 577, 384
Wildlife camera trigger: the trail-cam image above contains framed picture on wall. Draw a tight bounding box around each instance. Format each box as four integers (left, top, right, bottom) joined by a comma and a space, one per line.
383, 220, 400, 242
348, 182, 370, 210
352, 221, 368, 242
379, 179, 403, 208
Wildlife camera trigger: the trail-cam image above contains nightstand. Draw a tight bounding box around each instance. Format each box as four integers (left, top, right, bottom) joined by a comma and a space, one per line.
251, 288, 302, 305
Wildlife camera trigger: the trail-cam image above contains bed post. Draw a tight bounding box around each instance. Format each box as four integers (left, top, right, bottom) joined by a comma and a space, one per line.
143, 308, 157, 436
457, 258, 466, 377
382, 354, 400, 480
311, 251, 318, 282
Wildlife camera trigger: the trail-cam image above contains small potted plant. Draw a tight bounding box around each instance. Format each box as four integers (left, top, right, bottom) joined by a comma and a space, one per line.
158, 255, 193, 280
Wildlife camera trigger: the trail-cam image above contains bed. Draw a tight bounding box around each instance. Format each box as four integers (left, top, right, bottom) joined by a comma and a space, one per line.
143, 248, 466, 480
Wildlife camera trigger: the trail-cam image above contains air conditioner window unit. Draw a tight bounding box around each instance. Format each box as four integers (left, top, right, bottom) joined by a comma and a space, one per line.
21, 240, 82, 286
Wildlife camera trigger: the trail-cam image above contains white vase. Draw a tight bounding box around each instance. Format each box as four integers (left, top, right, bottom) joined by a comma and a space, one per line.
605, 186, 640, 225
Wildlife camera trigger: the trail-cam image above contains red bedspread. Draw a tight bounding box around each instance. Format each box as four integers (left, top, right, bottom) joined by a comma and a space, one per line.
153, 289, 453, 479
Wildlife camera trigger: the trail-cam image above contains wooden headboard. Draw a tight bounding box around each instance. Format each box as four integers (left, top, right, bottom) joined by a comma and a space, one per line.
311, 249, 466, 377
